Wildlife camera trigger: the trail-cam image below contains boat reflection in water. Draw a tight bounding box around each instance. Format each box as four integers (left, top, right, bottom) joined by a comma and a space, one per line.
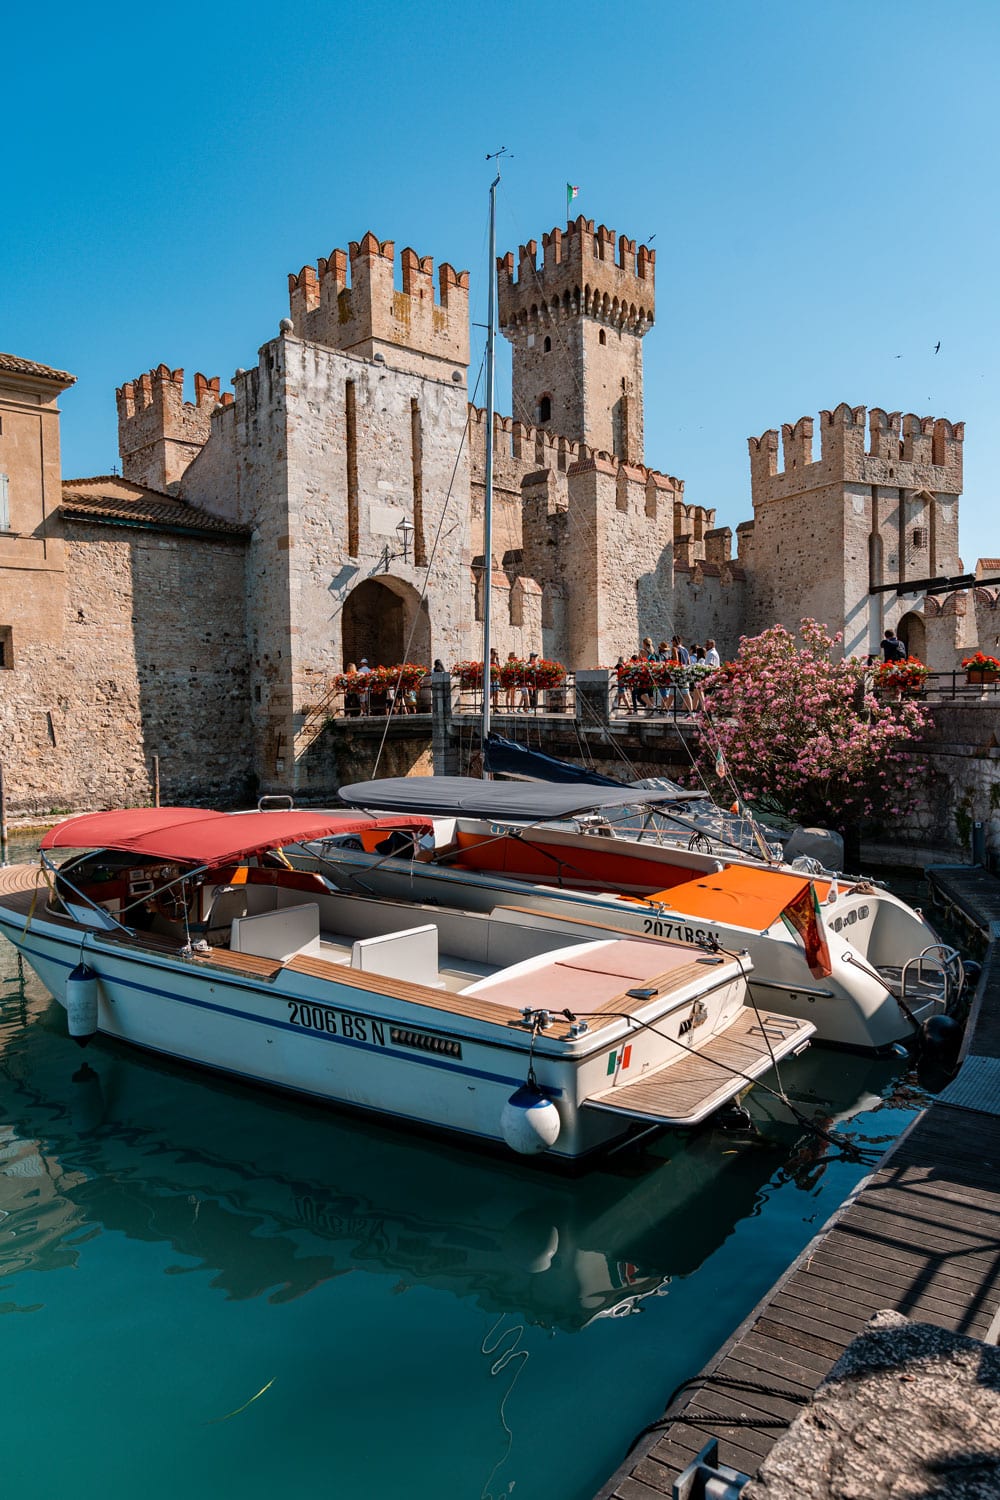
0, 949, 905, 1334
0, 939, 920, 1500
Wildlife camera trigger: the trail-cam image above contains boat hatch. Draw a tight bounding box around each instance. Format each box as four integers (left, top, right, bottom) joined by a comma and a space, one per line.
633, 865, 834, 931
584, 1010, 814, 1128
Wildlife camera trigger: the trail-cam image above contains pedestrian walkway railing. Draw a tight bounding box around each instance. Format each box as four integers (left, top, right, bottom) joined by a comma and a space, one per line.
876, 670, 1000, 702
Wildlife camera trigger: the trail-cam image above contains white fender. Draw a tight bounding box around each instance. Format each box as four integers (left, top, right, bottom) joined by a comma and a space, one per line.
500, 1084, 561, 1155
66, 963, 99, 1045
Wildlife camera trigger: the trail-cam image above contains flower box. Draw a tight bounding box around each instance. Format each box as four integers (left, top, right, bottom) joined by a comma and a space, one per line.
455, 658, 565, 689
875, 656, 929, 694
961, 653, 1000, 686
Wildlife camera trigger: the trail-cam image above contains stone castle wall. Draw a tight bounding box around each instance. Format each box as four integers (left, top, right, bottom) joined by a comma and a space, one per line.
740, 404, 965, 660
1, 524, 251, 816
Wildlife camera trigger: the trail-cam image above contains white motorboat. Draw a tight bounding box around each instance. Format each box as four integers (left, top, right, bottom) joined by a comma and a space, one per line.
0, 806, 813, 1162
291, 777, 961, 1053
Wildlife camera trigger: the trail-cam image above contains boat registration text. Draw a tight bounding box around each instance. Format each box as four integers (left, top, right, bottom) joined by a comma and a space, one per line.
286, 1002, 385, 1045
642, 916, 720, 947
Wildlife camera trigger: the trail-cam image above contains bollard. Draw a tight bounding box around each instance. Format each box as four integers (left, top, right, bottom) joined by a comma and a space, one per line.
972, 820, 986, 866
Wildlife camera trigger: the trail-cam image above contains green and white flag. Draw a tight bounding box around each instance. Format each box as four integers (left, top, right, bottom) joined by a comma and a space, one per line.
567, 182, 580, 211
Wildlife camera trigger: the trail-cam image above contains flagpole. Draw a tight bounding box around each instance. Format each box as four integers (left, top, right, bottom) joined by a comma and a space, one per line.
483, 148, 508, 768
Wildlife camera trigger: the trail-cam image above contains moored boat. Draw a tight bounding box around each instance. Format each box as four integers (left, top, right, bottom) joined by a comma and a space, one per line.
0, 806, 813, 1162
292, 777, 962, 1052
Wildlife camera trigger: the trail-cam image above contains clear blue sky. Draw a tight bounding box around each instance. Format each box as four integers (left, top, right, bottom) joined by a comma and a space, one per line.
4, 0, 997, 557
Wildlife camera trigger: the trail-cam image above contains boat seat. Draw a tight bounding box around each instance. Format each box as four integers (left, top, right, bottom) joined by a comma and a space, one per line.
203, 884, 250, 945
230, 902, 322, 963
350, 925, 444, 988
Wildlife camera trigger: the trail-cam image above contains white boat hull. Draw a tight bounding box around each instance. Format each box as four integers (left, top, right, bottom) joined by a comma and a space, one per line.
0, 896, 805, 1161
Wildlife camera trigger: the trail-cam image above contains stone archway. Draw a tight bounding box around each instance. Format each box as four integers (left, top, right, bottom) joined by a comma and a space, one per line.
897, 610, 926, 661
342, 576, 430, 669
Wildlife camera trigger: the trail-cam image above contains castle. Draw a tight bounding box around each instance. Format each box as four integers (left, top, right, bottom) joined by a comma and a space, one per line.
1, 214, 996, 813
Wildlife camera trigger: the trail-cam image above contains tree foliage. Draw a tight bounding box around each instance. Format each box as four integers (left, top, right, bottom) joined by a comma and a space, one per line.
699, 619, 928, 830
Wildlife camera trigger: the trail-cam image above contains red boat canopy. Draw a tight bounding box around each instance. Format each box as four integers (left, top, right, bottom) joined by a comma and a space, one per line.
40, 807, 432, 864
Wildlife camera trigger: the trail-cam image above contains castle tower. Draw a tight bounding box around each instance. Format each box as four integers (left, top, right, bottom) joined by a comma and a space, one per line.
497, 216, 655, 464
287, 233, 470, 381
741, 402, 964, 657
116, 366, 229, 493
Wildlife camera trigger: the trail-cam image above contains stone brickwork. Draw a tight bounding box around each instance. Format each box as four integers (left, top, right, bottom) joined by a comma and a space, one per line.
740, 403, 964, 660
117, 365, 232, 494
179, 277, 473, 791
5, 203, 994, 815
498, 216, 654, 462
287, 233, 469, 380
0, 519, 252, 817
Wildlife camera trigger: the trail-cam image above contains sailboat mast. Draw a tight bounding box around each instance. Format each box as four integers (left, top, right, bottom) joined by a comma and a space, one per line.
481, 160, 502, 753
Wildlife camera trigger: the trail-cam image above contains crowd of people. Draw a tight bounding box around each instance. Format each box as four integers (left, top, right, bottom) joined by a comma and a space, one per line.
613, 635, 720, 716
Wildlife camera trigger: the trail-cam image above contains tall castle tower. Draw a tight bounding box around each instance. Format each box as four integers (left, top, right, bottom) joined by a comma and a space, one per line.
497, 216, 655, 464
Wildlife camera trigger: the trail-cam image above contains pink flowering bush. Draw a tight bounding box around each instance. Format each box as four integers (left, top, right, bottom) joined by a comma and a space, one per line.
698, 619, 928, 830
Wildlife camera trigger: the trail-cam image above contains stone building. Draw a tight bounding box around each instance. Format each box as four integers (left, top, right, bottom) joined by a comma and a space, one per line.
0, 355, 253, 815
1, 214, 993, 815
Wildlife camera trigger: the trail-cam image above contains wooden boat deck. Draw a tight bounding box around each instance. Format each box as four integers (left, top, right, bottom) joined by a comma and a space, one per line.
586, 1011, 812, 1126
0, 865, 725, 1042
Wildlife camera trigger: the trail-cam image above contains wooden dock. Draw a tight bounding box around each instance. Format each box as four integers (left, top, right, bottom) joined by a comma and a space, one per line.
596, 875, 1000, 1500
927, 862, 1000, 941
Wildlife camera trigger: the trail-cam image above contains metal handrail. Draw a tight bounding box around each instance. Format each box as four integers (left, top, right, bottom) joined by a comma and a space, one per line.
875, 669, 1000, 702
898, 943, 964, 1012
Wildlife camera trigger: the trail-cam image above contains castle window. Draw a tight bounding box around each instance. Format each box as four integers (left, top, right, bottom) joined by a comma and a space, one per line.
0, 626, 12, 669
599, 329, 607, 345
0, 474, 8, 530
912, 527, 926, 549
543, 336, 551, 353
538, 395, 551, 424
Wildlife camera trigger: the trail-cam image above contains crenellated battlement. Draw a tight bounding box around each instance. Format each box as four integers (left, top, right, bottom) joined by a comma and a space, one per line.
286, 231, 469, 373
497, 214, 655, 335
116, 364, 230, 493
466, 404, 682, 496
749, 401, 964, 502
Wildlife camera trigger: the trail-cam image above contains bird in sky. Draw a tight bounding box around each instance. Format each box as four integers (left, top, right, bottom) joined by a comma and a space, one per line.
934, 341, 941, 354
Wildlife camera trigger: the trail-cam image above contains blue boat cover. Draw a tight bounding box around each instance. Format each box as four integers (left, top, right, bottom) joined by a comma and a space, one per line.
483, 732, 624, 786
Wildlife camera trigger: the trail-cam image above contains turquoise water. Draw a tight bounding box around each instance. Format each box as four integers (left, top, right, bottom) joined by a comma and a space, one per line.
0, 839, 929, 1500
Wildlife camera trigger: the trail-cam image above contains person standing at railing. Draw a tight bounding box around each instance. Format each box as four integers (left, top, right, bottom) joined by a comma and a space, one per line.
881, 629, 907, 663
527, 652, 540, 711
613, 656, 629, 712
691, 645, 708, 711
489, 648, 501, 711
670, 635, 693, 714
344, 663, 362, 718
505, 652, 521, 712
357, 658, 372, 716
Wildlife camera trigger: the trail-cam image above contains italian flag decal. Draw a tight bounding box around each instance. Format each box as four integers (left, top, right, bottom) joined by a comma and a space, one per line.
607, 1044, 633, 1075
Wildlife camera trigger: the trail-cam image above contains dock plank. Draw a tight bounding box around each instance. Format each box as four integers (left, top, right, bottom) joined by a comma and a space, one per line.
595, 1028, 1000, 1500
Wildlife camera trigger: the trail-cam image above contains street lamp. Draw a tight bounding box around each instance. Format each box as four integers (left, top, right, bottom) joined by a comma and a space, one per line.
395, 516, 415, 564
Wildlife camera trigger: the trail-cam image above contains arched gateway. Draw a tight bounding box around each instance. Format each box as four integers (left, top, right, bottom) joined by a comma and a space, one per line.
897, 610, 926, 661
342, 576, 430, 670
